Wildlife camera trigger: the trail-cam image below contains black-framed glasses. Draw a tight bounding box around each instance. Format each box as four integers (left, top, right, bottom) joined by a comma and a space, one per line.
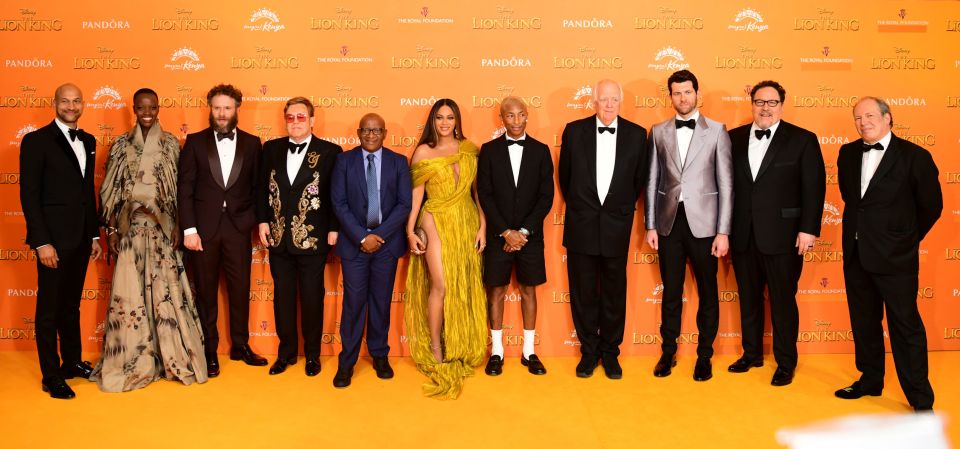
358, 128, 385, 136
752, 99, 781, 107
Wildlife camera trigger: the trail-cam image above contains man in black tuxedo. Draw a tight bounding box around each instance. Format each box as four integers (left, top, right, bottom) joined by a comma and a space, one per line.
330, 113, 410, 387
477, 96, 554, 376
834, 97, 941, 412
558, 80, 647, 379
178, 84, 267, 377
19, 83, 103, 399
728, 81, 825, 386
256, 97, 341, 377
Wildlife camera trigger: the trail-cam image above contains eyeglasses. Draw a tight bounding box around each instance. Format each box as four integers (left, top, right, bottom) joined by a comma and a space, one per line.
752, 99, 781, 107
358, 128, 385, 136
285, 113, 309, 123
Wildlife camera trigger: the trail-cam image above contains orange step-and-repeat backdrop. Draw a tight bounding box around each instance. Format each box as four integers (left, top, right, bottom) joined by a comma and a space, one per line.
1, 1, 959, 358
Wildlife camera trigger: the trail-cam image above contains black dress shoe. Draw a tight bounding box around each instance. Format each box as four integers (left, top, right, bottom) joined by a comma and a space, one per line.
521, 354, 547, 375
653, 354, 677, 377
575, 355, 598, 378
372, 356, 394, 379
61, 361, 94, 379
834, 381, 882, 399
305, 358, 321, 377
693, 357, 713, 382
485, 355, 504, 376
333, 366, 353, 388
229, 345, 268, 366
771, 367, 795, 386
727, 356, 763, 373
41, 379, 75, 399
601, 355, 622, 380
914, 406, 933, 413
207, 356, 220, 378
269, 357, 296, 375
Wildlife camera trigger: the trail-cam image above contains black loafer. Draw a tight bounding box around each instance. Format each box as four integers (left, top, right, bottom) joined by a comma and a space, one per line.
575, 355, 598, 378
834, 381, 882, 399
372, 356, 394, 379
269, 357, 296, 375
693, 357, 713, 382
771, 367, 795, 386
727, 356, 763, 373
61, 361, 94, 380
333, 366, 353, 388
229, 345, 268, 366
521, 354, 547, 375
485, 355, 504, 376
305, 358, 321, 377
601, 355, 622, 380
41, 379, 76, 399
653, 354, 677, 377
206, 356, 220, 378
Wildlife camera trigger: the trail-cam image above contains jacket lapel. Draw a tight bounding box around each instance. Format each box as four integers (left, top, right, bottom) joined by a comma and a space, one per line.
291, 137, 319, 189
82, 133, 96, 181
583, 118, 599, 202
862, 134, 900, 199
224, 132, 245, 190
354, 148, 369, 200
682, 115, 707, 171
49, 122, 83, 177
500, 137, 520, 190
754, 122, 788, 181
734, 127, 754, 183
206, 130, 226, 190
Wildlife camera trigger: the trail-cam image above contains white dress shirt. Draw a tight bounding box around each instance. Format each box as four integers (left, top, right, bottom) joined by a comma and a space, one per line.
748, 120, 781, 180
675, 110, 699, 202
54, 118, 87, 177
287, 135, 311, 185
506, 133, 526, 186
596, 117, 618, 204
861, 131, 892, 198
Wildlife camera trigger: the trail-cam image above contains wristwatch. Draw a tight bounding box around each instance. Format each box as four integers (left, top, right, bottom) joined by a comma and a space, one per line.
518, 228, 530, 237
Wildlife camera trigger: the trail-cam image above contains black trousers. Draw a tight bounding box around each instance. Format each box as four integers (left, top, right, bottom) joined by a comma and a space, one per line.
269, 250, 327, 360
844, 242, 934, 409
732, 233, 802, 369
657, 203, 719, 358
190, 215, 252, 356
35, 243, 91, 381
567, 250, 628, 358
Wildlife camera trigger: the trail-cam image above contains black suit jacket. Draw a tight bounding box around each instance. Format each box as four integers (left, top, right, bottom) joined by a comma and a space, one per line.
558, 115, 647, 257
256, 135, 342, 255
730, 121, 826, 254
178, 127, 261, 239
838, 134, 942, 274
19, 120, 99, 250
477, 134, 554, 241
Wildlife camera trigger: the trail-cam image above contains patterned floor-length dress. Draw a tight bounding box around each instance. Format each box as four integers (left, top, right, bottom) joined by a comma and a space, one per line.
90, 123, 207, 392
405, 140, 488, 399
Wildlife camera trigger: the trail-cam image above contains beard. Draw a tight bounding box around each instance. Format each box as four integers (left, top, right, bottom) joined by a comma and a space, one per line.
209, 111, 239, 134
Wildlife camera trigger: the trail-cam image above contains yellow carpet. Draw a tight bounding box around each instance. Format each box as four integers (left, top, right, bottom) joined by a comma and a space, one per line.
1, 351, 956, 449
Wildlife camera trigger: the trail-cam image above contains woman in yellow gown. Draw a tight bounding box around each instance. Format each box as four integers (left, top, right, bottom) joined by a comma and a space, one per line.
405, 99, 488, 399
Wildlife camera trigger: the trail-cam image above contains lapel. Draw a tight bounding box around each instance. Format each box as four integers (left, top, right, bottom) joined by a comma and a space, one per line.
662, 121, 682, 174
81, 133, 95, 181
49, 121, 83, 178
733, 126, 754, 183
682, 114, 708, 171
754, 122, 788, 181
862, 134, 900, 199
291, 136, 320, 190
583, 118, 599, 202
205, 129, 226, 190
609, 121, 629, 191
354, 147, 369, 200
224, 131, 245, 190
499, 136, 520, 191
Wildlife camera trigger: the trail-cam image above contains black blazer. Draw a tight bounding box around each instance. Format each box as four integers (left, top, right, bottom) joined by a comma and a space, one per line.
477, 134, 554, 241
838, 134, 942, 274
558, 115, 647, 257
178, 127, 261, 239
19, 120, 99, 250
730, 121, 826, 254
256, 135, 342, 255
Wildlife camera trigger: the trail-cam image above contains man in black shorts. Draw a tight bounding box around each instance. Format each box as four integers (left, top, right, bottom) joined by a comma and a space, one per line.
477, 96, 555, 375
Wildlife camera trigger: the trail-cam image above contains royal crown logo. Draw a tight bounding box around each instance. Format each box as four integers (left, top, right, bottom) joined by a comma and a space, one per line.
244, 8, 285, 31
88, 86, 125, 110
728, 8, 769, 32
340, 45, 349, 56
647, 46, 691, 70
164, 47, 205, 71
421, 6, 429, 18
823, 46, 830, 57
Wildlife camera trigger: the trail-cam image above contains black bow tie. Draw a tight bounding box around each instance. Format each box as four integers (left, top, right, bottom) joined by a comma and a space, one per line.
862, 142, 884, 152
506, 138, 525, 147
67, 128, 82, 142
754, 129, 771, 140
675, 119, 695, 130
216, 130, 235, 141
288, 142, 307, 154
598, 126, 616, 134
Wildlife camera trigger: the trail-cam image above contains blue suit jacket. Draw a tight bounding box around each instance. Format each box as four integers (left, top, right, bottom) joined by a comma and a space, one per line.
331, 146, 412, 260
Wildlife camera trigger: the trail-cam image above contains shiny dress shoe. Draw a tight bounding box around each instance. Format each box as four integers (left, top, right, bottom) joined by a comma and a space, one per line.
575, 355, 599, 378
693, 357, 713, 382
41, 379, 76, 400
229, 345, 268, 366
834, 381, 882, 399
332, 366, 353, 388
206, 357, 220, 378
372, 356, 394, 379
485, 355, 504, 376
727, 356, 763, 373
61, 361, 94, 379
521, 354, 547, 375
305, 358, 321, 377
269, 357, 296, 375
601, 355, 622, 380
771, 367, 795, 386
653, 354, 677, 378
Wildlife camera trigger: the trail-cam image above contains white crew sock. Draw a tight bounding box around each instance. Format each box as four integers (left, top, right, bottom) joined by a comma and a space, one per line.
491, 329, 504, 357
523, 329, 536, 358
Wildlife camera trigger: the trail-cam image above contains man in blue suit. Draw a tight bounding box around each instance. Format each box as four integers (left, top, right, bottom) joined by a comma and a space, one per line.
330, 113, 412, 388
